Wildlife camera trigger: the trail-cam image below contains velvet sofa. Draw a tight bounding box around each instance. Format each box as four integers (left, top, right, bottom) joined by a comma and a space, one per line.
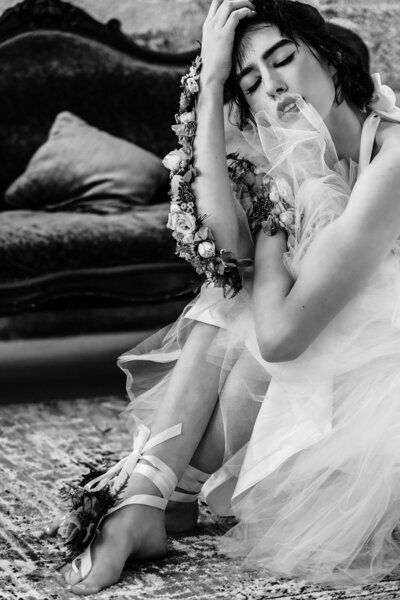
0, 0, 201, 398
0, 0, 199, 343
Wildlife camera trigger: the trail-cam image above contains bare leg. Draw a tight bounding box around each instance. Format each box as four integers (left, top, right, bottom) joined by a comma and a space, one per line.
63, 322, 224, 594
192, 349, 266, 469
166, 350, 266, 530
165, 399, 225, 532
63, 328, 269, 594
49, 345, 265, 544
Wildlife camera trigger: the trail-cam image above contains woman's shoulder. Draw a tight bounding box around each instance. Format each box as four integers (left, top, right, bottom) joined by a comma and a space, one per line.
375, 119, 400, 155
359, 117, 400, 182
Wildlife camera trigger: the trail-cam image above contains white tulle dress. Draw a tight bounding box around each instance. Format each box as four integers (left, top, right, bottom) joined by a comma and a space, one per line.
118, 76, 400, 587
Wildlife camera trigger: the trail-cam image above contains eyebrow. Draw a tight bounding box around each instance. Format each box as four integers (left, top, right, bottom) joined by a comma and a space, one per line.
236, 39, 295, 84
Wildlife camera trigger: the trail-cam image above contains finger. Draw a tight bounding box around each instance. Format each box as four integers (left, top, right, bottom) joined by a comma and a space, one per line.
205, 0, 225, 21
215, 0, 255, 25
224, 6, 256, 29
43, 512, 66, 536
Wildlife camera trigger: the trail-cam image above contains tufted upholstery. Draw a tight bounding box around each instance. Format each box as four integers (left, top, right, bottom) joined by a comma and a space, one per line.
0, 0, 199, 337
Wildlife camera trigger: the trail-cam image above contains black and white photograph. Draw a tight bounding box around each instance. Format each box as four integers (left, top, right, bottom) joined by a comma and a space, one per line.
1, 0, 400, 598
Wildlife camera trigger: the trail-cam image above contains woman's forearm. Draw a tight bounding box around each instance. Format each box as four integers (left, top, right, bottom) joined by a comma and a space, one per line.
193, 78, 253, 260
253, 232, 296, 361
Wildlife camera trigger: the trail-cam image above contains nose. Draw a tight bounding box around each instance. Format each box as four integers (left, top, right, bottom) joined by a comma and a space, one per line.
262, 73, 288, 99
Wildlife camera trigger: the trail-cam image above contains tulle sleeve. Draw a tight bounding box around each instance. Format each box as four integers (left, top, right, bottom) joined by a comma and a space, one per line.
240, 96, 356, 278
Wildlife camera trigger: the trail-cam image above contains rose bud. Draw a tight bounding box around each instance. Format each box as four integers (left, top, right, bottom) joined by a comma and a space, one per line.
198, 241, 216, 258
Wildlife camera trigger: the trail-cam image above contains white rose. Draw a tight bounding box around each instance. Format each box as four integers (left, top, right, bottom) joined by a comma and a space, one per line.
198, 241, 216, 258
186, 77, 199, 94
167, 211, 197, 235
169, 202, 181, 213
162, 149, 188, 172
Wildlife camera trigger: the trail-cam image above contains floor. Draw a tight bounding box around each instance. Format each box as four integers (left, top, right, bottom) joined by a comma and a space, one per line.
2, 397, 400, 600
0, 331, 153, 403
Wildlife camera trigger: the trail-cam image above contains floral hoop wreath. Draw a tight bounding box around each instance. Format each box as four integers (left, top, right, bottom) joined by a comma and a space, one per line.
162, 55, 295, 297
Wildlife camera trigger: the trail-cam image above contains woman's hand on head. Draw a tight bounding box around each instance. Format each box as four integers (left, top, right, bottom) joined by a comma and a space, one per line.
201, 0, 256, 87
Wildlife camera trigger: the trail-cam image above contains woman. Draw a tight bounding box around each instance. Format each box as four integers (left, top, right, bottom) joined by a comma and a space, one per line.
53, 0, 400, 592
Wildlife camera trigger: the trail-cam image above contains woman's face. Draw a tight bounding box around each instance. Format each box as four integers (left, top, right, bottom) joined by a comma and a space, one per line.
236, 26, 337, 123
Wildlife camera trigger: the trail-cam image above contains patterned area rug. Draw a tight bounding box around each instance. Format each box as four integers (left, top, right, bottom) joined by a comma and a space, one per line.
1, 397, 400, 600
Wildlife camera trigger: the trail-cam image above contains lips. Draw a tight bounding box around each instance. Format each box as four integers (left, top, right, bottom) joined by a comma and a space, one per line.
276, 96, 300, 120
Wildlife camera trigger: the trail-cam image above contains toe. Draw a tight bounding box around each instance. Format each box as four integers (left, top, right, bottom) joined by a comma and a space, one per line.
62, 564, 84, 586
61, 564, 70, 583
68, 568, 120, 595
69, 581, 102, 596
44, 512, 66, 536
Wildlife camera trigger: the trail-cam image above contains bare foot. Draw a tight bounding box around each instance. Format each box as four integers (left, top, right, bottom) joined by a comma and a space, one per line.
61, 473, 168, 595
62, 503, 167, 595
47, 499, 199, 538
165, 500, 198, 533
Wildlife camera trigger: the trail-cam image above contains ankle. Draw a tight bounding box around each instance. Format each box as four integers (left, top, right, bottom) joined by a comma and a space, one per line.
120, 472, 164, 501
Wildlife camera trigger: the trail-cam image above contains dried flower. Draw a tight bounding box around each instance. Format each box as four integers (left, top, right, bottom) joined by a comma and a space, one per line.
170, 175, 185, 198
58, 479, 119, 557
274, 176, 294, 204
180, 110, 196, 124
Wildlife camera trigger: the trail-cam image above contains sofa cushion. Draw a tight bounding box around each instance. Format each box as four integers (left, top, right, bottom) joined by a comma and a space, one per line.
0, 205, 178, 283
5, 111, 169, 211
0, 33, 187, 208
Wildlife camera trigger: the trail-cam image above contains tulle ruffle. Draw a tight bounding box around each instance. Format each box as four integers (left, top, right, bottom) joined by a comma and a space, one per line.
118, 94, 400, 586
118, 284, 269, 480
219, 252, 400, 586
211, 99, 400, 586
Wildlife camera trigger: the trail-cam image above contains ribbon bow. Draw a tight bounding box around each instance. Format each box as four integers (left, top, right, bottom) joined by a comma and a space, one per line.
84, 422, 181, 494
368, 73, 399, 117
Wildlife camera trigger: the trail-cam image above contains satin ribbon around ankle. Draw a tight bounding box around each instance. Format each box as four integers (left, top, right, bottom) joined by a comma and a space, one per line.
83, 422, 182, 495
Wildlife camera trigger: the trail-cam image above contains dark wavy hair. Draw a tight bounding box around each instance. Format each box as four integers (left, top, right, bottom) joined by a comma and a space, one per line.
225, 0, 374, 129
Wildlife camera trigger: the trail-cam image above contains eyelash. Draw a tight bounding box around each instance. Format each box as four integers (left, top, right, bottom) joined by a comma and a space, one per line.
245, 52, 296, 96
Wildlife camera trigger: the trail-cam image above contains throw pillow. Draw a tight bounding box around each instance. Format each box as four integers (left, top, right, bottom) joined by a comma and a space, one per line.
5, 111, 169, 210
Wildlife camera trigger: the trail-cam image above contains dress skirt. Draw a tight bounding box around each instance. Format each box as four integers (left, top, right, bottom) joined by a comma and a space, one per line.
118, 251, 400, 587
117, 102, 400, 586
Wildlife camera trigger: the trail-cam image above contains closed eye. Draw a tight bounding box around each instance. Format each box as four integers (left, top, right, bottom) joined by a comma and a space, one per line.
245, 78, 261, 96
244, 52, 296, 95
274, 52, 296, 68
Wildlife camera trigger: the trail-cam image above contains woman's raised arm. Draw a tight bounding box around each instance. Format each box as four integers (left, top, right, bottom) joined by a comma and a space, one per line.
253, 126, 400, 362
193, 0, 255, 260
